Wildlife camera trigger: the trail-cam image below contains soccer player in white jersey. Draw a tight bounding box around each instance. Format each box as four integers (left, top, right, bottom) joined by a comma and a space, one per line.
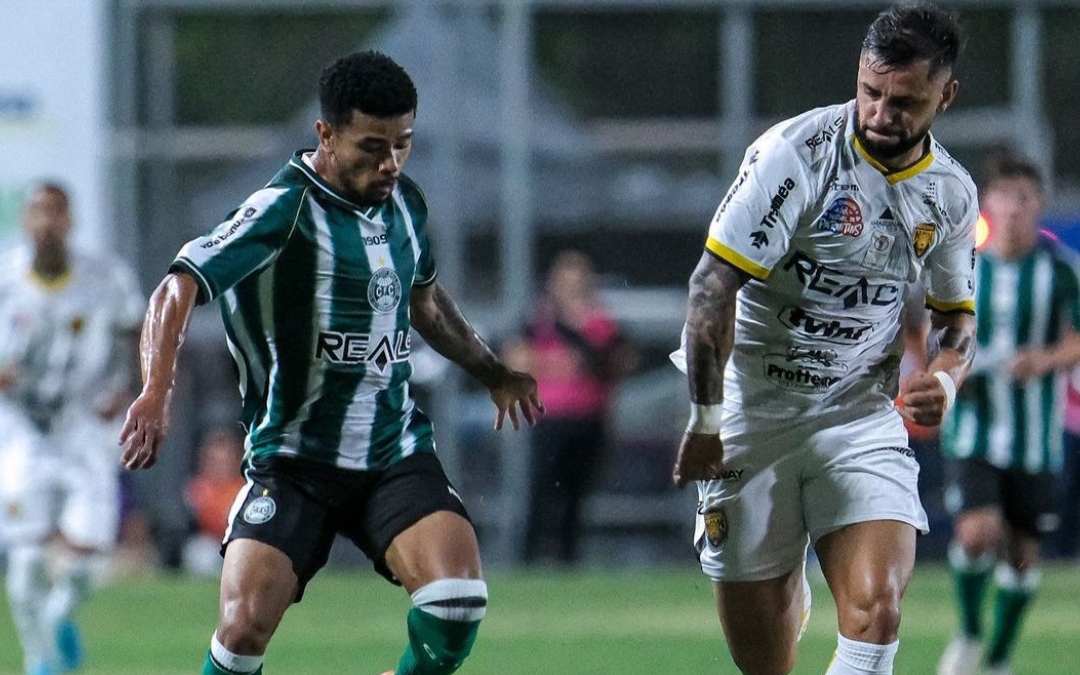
936, 152, 1080, 675
671, 4, 978, 675
0, 183, 144, 675
119, 51, 543, 675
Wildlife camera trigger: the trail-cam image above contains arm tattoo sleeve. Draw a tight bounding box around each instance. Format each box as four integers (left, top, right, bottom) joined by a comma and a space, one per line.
686, 256, 745, 405
927, 315, 976, 366
414, 284, 506, 387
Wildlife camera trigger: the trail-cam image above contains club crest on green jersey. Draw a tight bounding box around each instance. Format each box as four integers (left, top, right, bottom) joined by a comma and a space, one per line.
368, 268, 402, 313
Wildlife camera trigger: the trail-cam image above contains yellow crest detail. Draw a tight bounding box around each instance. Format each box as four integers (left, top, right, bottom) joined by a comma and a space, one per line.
913, 222, 936, 257
704, 508, 728, 550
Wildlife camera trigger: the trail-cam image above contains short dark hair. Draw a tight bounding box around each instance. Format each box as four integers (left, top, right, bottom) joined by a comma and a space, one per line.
318, 50, 417, 127
863, 2, 965, 76
28, 181, 70, 209
980, 148, 1044, 192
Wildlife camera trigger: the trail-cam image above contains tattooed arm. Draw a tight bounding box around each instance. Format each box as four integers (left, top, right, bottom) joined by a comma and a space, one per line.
686, 252, 749, 405
411, 282, 543, 430
897, 309, 976, 427
673, 252, 749, 487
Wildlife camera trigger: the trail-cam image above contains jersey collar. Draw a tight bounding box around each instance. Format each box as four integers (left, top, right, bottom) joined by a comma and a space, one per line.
29, 267, 72, 291
290, 151, 384, 220
852, 134, 935, 184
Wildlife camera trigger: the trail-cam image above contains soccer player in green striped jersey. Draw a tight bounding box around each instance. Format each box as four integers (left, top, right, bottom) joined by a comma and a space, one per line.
118, 51, 544, 675
937, 152, 1080, 675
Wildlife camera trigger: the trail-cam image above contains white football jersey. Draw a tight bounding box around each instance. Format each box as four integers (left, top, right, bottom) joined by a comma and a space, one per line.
0, 247, 144, 431
680, 100, 977, 419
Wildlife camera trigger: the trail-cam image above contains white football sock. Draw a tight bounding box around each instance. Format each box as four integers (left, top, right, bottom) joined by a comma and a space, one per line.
210, 632, 264, 674
5, 544, 54, 669
43, 552, 100, 629
824, 633, 899, 674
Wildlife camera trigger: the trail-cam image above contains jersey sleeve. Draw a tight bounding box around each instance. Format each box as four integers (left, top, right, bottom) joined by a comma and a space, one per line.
172, 186, 305, 303
400, 176, 437, 287
705, 134, 812, 280
924, 197, 977, 314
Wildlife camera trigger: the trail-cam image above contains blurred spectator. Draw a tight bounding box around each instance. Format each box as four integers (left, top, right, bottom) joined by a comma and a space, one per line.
0, 182, 144, 675
182, 429, 246, 577
938, 151, 1080, 675
505, 250, 635, 566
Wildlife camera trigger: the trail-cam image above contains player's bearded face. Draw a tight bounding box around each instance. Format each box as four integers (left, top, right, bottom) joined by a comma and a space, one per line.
319, 110, 415, 206
855, 53, 956, 165
23, 192, 72, 257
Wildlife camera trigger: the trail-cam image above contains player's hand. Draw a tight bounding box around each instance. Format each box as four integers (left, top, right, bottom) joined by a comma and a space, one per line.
118, 387, 172, 470
488, 369, 544, 431
1010, 349, 1053, 382
673, 432, 725, 488
896, 371, 948, 427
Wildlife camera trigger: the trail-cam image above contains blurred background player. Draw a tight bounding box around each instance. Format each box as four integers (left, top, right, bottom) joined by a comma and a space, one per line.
937, 151, 1080, 675
0, 183, 144, 675
505, 250, 635, 567
671, 4, 977, 675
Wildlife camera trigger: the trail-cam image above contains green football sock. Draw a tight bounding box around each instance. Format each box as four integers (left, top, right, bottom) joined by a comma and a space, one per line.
948, 543, 993, 638
986, 579, 1035, 665
395, 607, 481, 675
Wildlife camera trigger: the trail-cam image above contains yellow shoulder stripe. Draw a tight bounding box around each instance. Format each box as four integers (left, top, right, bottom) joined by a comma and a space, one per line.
705, 237, 771, 280
925, 295, 975, 314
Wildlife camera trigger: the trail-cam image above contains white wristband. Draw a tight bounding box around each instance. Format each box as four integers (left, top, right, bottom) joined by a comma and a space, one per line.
932, 371, 957, 412
687, 403, 723, 435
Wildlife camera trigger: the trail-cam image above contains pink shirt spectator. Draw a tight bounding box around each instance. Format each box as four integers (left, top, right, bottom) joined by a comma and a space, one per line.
526, 306, 620, 418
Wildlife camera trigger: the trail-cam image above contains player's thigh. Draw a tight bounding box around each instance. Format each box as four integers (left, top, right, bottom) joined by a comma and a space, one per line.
802, 410, 927, 544
695, 425, 808, 583
58, 451, 120, 552
386, 512, 481, 593
715, 568, 805, 674
947, 458, 1005, 554
222, 460, 338, 603
354, 452, 478, 593
0, 432, 59, 545
217, 538, 299, 649
815, 519, 916, 637
1001, 469, 1057, 567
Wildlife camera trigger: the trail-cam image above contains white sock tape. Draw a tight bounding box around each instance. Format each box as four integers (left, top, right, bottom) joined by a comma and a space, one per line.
686, 403, 723, 435
932, 370, 957, 411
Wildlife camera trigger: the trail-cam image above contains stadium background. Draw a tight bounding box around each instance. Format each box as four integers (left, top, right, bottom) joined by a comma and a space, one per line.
2, 1, 1080, 673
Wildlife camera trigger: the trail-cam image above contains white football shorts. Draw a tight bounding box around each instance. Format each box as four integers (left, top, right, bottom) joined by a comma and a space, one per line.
0, 406, 121, 550
694, 405, 928, 582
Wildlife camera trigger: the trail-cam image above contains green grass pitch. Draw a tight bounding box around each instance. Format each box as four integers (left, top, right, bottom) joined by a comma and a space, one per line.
1, 563, 1077, 674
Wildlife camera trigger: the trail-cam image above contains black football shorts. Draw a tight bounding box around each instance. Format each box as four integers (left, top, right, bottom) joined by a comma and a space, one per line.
946, 456, 1058, 537
224, 451, 471, 600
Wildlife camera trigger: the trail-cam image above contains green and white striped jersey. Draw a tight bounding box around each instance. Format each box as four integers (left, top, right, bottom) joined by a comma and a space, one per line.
941, 235, 1080, 472
173, 151, 437, 470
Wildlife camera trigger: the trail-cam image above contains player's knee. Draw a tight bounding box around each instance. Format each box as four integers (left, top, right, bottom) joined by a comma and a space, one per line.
217, 598, 278, 654
4, 544, 46, 606
406, 578, 488, 674
954, 511, 1001, 556
839, 586, 902, 643
729, 645, 796, 675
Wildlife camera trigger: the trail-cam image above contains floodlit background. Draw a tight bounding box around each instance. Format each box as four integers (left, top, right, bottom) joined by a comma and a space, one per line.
2, 1, 1080, 673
